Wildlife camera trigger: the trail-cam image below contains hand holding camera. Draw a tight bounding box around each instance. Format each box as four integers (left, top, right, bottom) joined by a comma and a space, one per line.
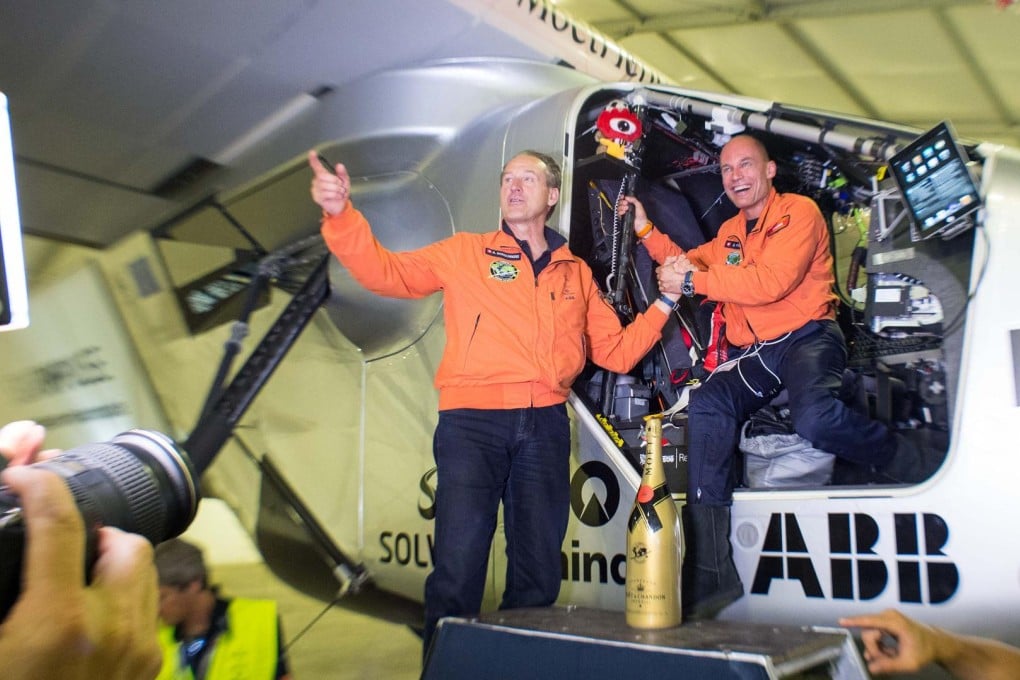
0, 421, 200, 680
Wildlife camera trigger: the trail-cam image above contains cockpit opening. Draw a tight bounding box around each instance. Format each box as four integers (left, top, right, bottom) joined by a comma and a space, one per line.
567, 88, 978, 494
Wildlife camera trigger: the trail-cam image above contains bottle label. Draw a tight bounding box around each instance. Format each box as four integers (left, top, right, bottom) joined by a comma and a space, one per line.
627, 482, 670, 533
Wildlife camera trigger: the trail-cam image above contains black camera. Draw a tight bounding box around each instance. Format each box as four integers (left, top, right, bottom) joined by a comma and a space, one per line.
0, 429, 200, 620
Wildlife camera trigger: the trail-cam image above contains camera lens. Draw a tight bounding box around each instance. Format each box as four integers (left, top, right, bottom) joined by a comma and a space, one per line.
37, 429, 200, 542
0, 429, 200, 621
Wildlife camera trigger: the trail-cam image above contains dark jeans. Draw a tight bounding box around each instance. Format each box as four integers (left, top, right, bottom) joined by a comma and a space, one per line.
687, 319, 893, 505
422, 404, 570, 651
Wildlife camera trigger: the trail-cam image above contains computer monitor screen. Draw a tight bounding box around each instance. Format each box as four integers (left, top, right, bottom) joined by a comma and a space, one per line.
887, 121, 981, 240
0, 92, 29, 331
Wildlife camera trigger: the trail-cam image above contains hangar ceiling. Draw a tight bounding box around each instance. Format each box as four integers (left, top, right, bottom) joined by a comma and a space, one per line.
1, 0, 1017, 249
569, 0, 1020, 147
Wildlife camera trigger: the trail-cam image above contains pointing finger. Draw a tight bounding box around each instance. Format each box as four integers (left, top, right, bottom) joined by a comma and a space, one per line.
307, 150, 328, 175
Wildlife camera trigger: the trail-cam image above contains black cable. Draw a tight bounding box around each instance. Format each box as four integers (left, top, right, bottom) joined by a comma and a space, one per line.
281, 596, 344, 653
940, 222, 990, 338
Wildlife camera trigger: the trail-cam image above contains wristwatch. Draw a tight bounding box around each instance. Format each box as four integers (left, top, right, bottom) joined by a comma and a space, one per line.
681, 270, 695, 298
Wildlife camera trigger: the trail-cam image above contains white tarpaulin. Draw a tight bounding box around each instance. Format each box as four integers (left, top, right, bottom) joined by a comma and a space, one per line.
0, 262, 169, 449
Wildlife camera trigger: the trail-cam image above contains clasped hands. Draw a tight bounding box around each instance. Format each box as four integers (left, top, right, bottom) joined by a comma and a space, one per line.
657, 254, 696, 297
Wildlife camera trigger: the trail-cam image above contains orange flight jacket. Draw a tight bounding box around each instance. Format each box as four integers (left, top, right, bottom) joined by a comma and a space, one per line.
321, 204, 668, 410
641, 188, 837, 348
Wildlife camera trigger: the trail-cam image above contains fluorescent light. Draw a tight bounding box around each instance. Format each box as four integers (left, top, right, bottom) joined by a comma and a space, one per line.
211, 91, 320, 165
0, 91, 29, 332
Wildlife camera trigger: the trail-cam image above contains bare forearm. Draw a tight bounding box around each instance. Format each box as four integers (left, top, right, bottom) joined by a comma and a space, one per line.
933, 628, 1020, 680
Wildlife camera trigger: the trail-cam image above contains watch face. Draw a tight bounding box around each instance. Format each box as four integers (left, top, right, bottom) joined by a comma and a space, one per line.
682, 271, 695, 297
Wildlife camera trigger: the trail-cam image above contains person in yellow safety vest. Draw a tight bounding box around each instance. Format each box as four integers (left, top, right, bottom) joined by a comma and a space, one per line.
154, 538, 291, 680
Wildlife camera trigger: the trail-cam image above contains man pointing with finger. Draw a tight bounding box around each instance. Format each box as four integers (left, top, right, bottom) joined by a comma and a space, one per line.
309, 149, 676, 655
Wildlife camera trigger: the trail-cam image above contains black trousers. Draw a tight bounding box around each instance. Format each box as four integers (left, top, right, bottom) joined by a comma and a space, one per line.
686, 319, 892, 505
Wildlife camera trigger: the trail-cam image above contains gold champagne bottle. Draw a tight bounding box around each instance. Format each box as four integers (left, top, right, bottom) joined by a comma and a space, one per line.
625, 413, 683, 628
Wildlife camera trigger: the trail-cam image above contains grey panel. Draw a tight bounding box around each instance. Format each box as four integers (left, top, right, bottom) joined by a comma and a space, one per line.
323, 170, 450, 360
1013, 328, 1020, 407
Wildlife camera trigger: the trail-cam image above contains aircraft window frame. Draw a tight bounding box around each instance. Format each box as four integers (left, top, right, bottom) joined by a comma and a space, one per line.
568, 91, 961, 496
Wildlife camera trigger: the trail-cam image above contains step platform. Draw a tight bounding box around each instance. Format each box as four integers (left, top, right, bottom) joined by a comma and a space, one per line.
423, 605, 868, 679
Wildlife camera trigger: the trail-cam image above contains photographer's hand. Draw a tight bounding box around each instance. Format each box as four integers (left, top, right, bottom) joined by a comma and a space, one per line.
0, 465, 162, 680
0, 420, 47, 467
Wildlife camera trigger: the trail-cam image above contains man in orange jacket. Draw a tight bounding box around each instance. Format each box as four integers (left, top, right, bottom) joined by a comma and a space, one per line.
620, 134, 928, 619
310, 149, 676, 655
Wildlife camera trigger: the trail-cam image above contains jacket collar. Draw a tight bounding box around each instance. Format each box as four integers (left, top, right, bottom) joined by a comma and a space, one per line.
497, 222, 569, 259
744, 188, 778, 235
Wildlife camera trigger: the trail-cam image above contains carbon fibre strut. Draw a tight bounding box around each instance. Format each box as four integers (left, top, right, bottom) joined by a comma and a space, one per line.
183, 252, 371, 595
598, 170, 691, 419
607, 172, 638, 317
600, 172, 638, 415
184, 254, 330, 475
